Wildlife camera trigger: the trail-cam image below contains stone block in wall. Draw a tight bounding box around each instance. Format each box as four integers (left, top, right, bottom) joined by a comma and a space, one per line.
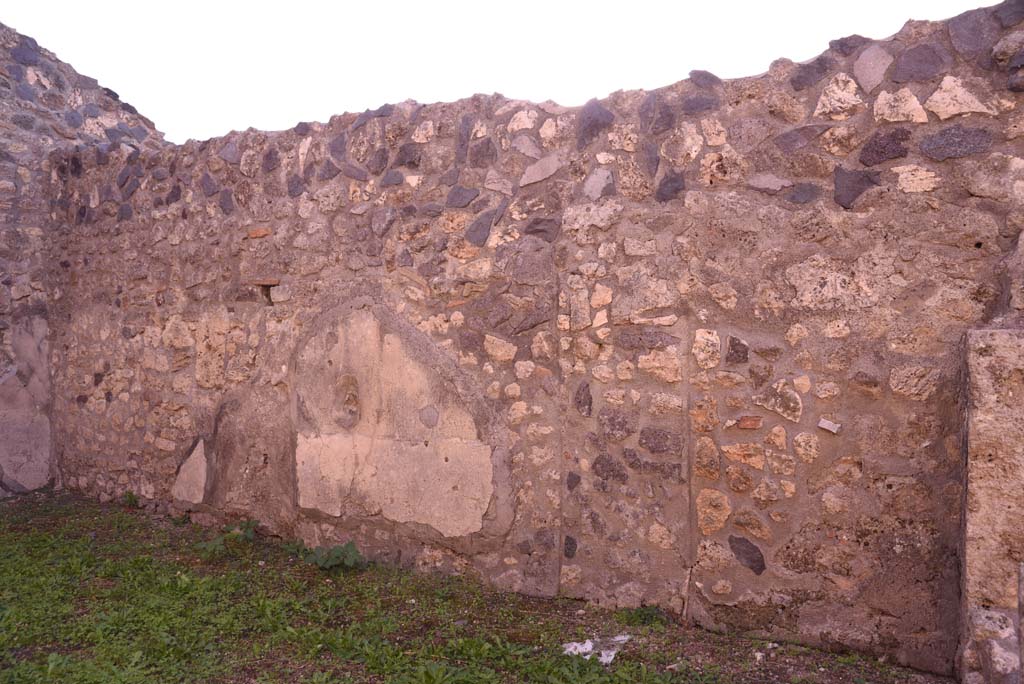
962, 329, 1024, 684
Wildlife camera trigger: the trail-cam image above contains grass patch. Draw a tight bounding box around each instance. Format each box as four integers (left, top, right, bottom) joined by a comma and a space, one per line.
614, 606, 670, 629
0, 493, 948, 683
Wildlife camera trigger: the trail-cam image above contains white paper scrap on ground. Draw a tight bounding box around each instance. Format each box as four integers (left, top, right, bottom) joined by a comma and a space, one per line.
562, 634, 631, 665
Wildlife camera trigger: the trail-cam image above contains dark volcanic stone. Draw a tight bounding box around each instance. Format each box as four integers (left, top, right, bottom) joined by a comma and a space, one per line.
576, 99, 615, 150
380, 169, 403, 187
790, 56, 835, 91
11, 39, 40, 66
616, 327, 680, 349
786, 183, 822, 205
117, 203, 133, 221
689, 70, 723, 88
287, 174, 306, 198
446, 185, 479, 208
566, 472, 581, 491
15, 82, 35, 102
371, 208, 397, 237
218, 141, 242, 164
859, 128, 911, 166
681, 94, 719, 115
366, 210, 393, 240
121, 178, 140, 200
574, 382, 593, 417
598, 407, 637, 442
920, 124, 992, 161
456, 114, 473, 165
82, 103, 100, 118
200, 172, 219, 197
995, 0, 1024, 27
64, 110, 83, 128
7, 63, 25, 82
366, 148, 388, 175
393, 143, 421, 168
351, 104, 393, 130
729, 535, 766, 575
522, 216, 561, 243
639, 92, 676, 134
11, 113, 34, 130
218, 189, 234, 215
328, 133, 347, 160
640, 141, 660, 178
439, 167, 460, 186
564, 535, 578, 558
420, 202, 444, 217
655, 171, 685, 202
85, 151, 107, 179
833, 167, 880, 209
262, 147, 281, 173
892, 43, 951, 83
1010, 49, 1024, 71
829, 34, 869, 56
342, 162, 368, 181
592, 454, 628, 483
638, 427, 684, 457
948, 9, 1001, 64
774, 125, 830, 153
465, 207, 499, 246
725, 336, 749, 364
318, 160, 341, 181
165, 185, 182, 204
469, 138, 497, 168
11, 38, 41, 66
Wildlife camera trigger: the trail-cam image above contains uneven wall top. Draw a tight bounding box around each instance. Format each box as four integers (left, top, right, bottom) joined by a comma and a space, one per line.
6, 2, 1024, 679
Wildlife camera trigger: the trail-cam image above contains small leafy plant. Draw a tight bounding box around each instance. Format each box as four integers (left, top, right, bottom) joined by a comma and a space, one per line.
195, 534, 227, 560
301, 541, 365, 572
120, 491, 139, 508
235, 519, 259, 542
195, 519, 261, 560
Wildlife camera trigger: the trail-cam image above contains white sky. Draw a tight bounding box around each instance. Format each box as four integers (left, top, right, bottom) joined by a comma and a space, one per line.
6, 0, 980, 144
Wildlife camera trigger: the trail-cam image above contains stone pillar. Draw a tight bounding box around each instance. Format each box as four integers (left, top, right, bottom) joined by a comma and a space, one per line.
961, 330, 1024, 684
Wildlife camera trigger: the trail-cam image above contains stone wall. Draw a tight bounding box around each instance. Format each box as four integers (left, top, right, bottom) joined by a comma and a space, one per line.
0, 25, 161, 498
962, 330, 1024, 683
6, 1, 1024, 677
